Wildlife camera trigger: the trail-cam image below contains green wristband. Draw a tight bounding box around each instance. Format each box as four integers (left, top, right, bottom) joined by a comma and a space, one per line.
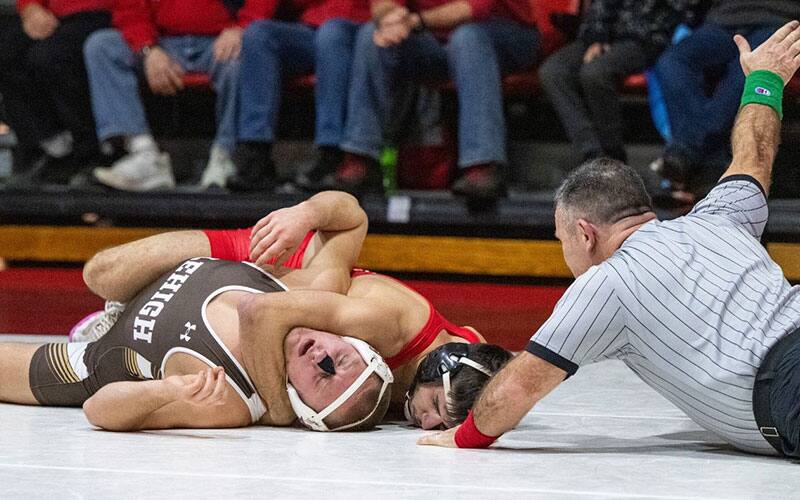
740, 70, 784, 119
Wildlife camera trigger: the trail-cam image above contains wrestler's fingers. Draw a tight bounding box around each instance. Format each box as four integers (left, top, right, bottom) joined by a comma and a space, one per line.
250, 220, 276, 253
416, 430, 457, 448
209, 368, 227, 405
273, 245, 297, 267
194, 369, 217, 401
250, 232, 280, 262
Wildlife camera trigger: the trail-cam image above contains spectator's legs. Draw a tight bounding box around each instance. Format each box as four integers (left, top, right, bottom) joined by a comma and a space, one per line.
84, 29, 174, 191
341, 23, 449, 192
84, 29, 151, 143
229, 21, 316, 191
655, 24, 735, 163
237, 21, 316, 144
0, 15, 62, 170
446, 19, 538, 198
291, 18, 362, 189
26, 11, 110, 166
540, 41, 600, 159
342, 23, 447, 161
314, 19, 361, 148
578, 40, 650, 161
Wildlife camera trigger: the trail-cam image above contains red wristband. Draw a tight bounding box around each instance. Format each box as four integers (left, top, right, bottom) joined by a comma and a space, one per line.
454, 411, 498, 449
204, 228, 252, 262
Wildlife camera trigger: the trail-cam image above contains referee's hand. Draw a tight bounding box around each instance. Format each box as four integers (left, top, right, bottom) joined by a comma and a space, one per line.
417, 425, 458, 448
735, 20, 800, 84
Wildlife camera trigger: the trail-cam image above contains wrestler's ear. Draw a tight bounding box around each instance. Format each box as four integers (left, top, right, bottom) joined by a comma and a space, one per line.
575, 218, 598, 253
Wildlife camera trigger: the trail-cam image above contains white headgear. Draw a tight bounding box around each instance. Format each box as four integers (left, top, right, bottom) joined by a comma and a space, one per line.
286, 336, 394, 432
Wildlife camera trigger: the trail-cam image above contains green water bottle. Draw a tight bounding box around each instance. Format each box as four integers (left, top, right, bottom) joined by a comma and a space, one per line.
380, 146, 398, 195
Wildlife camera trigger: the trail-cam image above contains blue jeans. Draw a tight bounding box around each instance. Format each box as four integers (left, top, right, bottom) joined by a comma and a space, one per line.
342, 20, 539, 168
655, 23, 777, 165
83, 29, 240, 153
237, 18, 362, 146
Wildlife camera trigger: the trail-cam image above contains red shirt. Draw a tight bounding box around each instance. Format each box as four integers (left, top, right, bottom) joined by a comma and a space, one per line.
242, 0, 370, 28
112, 0, 266, 52
17, 0, 110, 18
114, 0, 370, 52
385, 0, 534, 28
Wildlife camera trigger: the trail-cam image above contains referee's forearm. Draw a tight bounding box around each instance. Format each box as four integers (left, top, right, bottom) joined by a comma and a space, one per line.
727, 104, 781, 196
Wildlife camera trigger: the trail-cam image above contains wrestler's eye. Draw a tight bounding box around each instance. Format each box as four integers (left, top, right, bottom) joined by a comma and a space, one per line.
318, 355, 336, 376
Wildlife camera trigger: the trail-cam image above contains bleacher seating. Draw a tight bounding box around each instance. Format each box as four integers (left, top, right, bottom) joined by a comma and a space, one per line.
177, 0, 800, 102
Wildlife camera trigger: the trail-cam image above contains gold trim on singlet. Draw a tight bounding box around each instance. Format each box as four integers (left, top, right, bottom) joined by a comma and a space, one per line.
47, 344, 80, 384
124, 348, 143, 379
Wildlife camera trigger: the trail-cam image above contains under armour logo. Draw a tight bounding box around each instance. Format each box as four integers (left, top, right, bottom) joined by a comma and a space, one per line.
181, 322, 196, 342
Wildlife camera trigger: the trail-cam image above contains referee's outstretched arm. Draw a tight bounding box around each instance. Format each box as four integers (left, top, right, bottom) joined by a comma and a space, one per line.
417, 20, 800, 450
723, 20, 800, 197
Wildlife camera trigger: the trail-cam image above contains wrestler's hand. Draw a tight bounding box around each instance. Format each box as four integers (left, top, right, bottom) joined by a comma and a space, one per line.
735, 20, 800, 84
21, 3, 59, 40
250, 202, 316, 269
163, 367, 227, 406
417, 425, 459, 448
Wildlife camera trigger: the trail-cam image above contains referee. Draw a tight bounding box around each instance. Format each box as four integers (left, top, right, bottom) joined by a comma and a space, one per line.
419, 21, 800, 457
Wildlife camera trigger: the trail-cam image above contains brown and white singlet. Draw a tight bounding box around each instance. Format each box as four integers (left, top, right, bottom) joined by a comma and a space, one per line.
29, 258, 286, 423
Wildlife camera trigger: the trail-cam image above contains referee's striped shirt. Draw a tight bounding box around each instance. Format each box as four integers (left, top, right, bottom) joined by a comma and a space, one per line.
527, 176, 800, 455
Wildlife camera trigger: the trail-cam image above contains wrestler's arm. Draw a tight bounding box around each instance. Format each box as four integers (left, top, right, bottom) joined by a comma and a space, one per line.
721, 21, 800, 196
237, 290, 404, 426
83, 367, 251, 431
83, 231, 211, 302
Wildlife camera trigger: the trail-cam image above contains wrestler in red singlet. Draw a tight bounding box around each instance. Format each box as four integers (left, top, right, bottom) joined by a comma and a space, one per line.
203, 228, 482, 372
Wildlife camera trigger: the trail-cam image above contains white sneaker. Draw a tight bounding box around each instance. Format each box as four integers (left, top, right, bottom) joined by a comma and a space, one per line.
93, 150, 175, 191
200, 145, 236, 188
68, 301, 125, 343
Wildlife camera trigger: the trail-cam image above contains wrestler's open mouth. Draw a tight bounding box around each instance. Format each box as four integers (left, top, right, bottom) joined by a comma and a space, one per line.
299, 339, 314, 357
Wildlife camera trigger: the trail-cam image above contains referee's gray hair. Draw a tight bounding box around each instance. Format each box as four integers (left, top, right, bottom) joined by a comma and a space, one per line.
554, 158, 653, 224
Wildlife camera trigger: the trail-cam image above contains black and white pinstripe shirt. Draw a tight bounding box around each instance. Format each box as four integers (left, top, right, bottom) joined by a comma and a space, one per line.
527, 176, 800, 455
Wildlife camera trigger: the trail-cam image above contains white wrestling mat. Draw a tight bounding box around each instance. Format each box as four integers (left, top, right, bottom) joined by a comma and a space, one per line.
1, 335, 798, 499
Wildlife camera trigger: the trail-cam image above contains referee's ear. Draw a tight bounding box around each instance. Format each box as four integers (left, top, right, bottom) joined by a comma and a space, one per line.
576, 218, 599, 255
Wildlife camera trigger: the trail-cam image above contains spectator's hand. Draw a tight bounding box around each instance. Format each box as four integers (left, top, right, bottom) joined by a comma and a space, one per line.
735, 20, 800, 84
21, 3, 59, 40
249, 202, 316, 269
374, 6, 413, 48
144, 47, 185, 95
214, 27, 243, 62
583, 42, 610, 63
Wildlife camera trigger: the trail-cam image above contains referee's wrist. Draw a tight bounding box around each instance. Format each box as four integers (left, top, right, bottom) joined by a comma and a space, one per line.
740, 70, 784, 119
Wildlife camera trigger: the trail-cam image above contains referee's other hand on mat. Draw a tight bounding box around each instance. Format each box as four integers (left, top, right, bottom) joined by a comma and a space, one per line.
734, 20, 800, 84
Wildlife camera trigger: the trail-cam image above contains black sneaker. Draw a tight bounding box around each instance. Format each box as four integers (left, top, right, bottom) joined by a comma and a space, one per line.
451, 164, 506, 201
334, 153, 383, 196
227, 141, 276, 192
295, 146, 342, 191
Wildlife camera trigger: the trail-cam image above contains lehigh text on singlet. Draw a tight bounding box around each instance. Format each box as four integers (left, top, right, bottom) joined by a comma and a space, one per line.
132, 260, 205, 344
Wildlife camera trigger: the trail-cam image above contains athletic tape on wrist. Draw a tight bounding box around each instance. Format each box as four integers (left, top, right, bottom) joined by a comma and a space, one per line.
740, 70, 784, 119
454, 411, 498, 448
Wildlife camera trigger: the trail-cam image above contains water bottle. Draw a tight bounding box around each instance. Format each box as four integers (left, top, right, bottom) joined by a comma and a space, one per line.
380, 146, 398, 195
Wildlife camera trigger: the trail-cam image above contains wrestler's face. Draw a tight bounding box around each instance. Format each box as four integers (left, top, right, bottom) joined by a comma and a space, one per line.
284, 328, 368, 411
555, 206, 593, 277
407, 383, 448, 430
